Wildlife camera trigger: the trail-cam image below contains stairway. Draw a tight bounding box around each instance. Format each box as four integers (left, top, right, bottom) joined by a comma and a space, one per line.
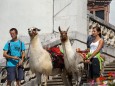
1, 60, 115, 86
46, 61, 115, 85
44, 60, 115, 86
22, 75, 76, 86
102, 60, 115, 81
47, 75, 76, 86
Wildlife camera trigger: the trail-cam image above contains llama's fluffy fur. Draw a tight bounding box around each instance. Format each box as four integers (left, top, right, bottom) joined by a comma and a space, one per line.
28, 28, 74, 86
62, 39, 84, 73
29, 34, 53, 75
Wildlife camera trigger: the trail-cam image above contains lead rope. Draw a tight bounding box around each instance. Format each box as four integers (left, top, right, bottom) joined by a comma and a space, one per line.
24, 40, 31, 68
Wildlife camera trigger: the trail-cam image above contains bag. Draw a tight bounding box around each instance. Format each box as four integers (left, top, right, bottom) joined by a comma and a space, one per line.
48, 46, 64, 69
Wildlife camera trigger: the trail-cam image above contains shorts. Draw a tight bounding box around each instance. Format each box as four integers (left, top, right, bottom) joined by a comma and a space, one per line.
6, 66, 24, 81
89, 58, 100, 79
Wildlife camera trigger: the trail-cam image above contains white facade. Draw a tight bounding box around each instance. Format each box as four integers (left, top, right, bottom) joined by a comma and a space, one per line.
54, 0, 87, 34
0, 0, 53, 61
0, 0, 87, 61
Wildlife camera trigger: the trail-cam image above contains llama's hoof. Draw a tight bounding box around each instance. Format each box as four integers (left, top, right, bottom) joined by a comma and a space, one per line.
37, 84, 42, 86
42, 82, 47, 86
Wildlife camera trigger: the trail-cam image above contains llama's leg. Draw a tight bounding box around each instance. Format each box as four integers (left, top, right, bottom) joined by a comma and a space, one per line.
41, 74, 45, 84
41, 74, 48, 86
73, 73, 78, 86
67, 73, 73, 86
77, 76, 81, 86
36, 73, 41, 86
74, 72, 81, 86
61, 72, 69, 86
44, 75, 48, 86
61, 70, 72, 86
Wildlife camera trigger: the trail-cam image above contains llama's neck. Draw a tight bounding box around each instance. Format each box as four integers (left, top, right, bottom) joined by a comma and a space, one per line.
61, 38, 74, 59
62, 38, 83, 72
30, 34, 43, 50
62, 39, 73, 52
61, 38, 75, 71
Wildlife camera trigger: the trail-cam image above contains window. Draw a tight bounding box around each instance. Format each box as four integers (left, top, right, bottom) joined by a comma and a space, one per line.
90, 11, 93, 14
95, 10, 104, 20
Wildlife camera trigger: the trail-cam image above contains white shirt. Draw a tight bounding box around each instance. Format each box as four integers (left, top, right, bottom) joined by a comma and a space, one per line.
90, 39, 101, 54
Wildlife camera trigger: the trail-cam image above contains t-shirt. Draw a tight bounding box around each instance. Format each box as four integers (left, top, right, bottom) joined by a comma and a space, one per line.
3, 40, 25, 67
87, 35, 104, 53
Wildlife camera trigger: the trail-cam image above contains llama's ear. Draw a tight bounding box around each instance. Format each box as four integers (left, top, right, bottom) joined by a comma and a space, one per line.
58, 26, 61, 32
67, 26, 70, 32
36, 28, 41, 31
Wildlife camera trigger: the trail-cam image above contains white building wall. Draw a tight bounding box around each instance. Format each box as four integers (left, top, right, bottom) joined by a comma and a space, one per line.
0, 0, 53, 61
0, 0, 87, 61
54, 0, 87, 50
54, 0, 87, 35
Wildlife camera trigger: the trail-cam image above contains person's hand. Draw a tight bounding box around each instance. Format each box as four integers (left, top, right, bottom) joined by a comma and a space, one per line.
76, 48, 80, 52
18, 60, 23, 66
84, 57, 87, 60
85, 59, 90, 63
13, 56, 19, 60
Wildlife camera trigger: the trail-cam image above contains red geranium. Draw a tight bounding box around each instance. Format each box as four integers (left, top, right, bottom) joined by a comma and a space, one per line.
108, 72, 113, 77
99, 76, 106, 81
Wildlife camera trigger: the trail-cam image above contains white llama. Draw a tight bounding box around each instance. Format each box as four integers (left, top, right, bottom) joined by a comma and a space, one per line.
58, 26, 84, 86
28, 27, 73, 86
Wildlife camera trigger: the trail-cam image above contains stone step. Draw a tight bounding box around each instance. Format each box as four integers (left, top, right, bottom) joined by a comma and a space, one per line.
48, 79, 76, 83
47, 85, 64, 86
102, 72, 114, 75
47, 82, 64, 85
47, 79, 62, 82
104, 66, 115, 68
47, 81, 76, 85
104, 68, 115, 71
106, 63, 115, 66
103, 71, 115, 74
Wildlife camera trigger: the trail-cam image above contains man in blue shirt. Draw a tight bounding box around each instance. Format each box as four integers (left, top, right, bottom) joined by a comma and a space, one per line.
3, 28, 25, 86
87, 35, 95, 49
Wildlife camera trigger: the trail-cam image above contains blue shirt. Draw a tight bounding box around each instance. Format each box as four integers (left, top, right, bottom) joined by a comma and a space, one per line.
87, 35, 95, 49
3, 40, 25, 67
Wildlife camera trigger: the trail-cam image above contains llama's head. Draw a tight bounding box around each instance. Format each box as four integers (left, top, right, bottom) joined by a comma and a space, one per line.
58, 26, 69, 42
28, 27, 41, 39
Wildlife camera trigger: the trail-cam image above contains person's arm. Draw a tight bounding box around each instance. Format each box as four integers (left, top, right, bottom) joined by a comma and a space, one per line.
76, 48, 89, 53
3, 42, 19, 60
88, 39, 104, 60
3, 51, 19, 60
